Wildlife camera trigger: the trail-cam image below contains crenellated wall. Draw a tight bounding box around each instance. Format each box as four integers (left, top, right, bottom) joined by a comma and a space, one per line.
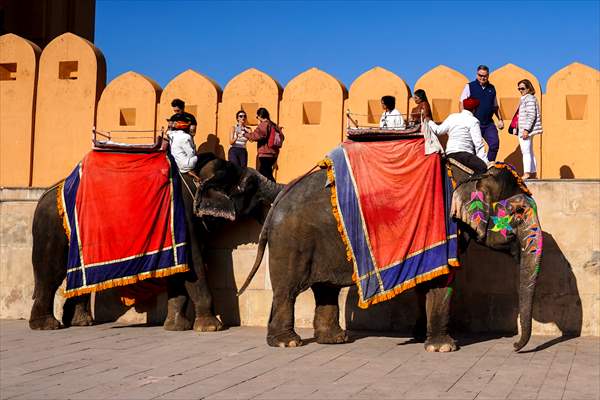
1, 32, 599, 186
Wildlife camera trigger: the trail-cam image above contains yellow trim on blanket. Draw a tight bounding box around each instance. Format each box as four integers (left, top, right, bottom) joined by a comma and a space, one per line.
56, 180, 71, 240
357, 265, 451, 309
62, 264, 190, 299
322, 158, 353, 263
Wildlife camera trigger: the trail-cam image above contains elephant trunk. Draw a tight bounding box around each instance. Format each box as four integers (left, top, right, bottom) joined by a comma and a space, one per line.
513, 203, 542, 352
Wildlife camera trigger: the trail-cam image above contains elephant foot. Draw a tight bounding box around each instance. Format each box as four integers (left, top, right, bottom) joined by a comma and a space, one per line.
424, 335, 458, 352
69, 310, 93, 327
163, 313, 192, 331
29, 315, 63, 330
267, 331, 302, 348
193, 315, 224, 332
315, 328, 348, 344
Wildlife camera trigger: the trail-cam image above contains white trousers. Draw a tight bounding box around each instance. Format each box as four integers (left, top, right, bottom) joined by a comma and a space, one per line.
519, 135, 537, 173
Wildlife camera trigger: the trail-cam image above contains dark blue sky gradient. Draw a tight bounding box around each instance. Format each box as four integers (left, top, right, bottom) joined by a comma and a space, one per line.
95, 0, 600, 92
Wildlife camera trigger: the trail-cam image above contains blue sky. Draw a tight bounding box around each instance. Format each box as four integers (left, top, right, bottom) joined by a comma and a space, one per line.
95, 0, 600, 93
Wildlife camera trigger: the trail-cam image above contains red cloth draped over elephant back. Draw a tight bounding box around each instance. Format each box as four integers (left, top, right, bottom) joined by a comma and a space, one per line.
324, 137, 459, 308
58, 149, 189, 300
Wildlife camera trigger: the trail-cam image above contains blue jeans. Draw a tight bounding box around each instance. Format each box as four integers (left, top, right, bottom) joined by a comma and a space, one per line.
228, 147, 248, 168
481, 123, 499, 161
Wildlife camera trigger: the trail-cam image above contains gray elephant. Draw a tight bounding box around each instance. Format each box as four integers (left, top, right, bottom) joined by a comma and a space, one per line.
29, 154, 283, 332
238, 163, 542, 352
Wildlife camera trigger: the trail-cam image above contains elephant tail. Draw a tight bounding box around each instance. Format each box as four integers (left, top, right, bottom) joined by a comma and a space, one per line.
236, 199, 274, 296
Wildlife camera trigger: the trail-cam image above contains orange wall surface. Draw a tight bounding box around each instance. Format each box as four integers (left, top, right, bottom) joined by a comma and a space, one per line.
31, 33, 105, 186
158, 70, 221, 154
217, 68, 282, 165
0, 34, 41, 187
345, 67, 410, 128
1, 33, 599, 186
413, 65, 468, 123
278, 68, 347, 183
542, 63, 600, 179
96, 71, 161, 144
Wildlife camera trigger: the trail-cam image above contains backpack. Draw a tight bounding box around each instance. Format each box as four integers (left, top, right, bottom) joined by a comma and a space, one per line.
267, 122, 285, 150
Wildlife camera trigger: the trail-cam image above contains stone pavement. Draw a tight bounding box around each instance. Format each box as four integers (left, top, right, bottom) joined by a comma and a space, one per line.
1, 320, 598, 400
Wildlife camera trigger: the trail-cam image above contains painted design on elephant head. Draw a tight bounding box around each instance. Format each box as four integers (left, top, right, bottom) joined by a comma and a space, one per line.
490, 201, 514, 238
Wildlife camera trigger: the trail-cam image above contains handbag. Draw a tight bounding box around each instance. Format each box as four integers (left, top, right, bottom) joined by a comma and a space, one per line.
508, 109, 519, 135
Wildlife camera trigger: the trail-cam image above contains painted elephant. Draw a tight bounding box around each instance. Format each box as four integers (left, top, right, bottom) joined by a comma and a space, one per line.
238, 163, 542, 352
29, 153, 284, 331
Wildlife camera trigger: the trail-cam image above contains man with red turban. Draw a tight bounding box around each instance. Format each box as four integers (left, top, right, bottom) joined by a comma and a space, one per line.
427, 97, 489, 174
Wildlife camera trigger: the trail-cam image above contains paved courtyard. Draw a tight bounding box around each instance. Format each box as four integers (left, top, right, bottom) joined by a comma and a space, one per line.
1, 320, 598, 400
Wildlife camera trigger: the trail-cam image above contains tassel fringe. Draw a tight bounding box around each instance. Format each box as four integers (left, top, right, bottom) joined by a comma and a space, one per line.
56, 180, 71, 240
493, 162, 532, 196
322, 158, 353, 262
62, 264, 190, 299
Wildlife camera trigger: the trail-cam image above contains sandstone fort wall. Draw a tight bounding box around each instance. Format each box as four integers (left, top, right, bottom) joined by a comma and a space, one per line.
1, 32, 599, 186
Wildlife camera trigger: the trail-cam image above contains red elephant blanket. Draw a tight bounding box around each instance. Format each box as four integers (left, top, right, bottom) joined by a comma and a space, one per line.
58, 150, 189, 299
323, 138, 459, 308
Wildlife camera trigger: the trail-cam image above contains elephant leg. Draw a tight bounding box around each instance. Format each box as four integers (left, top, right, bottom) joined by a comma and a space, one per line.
267, 290, 302, 348
30, 199, 68, 331
29, 272, 63, 330
312, 284, 347, 344
164, 276, 192, 331
184, 269, 223, 332
424, 277, 457, 352
413, 286, 427, 341
62, 294, 93, 327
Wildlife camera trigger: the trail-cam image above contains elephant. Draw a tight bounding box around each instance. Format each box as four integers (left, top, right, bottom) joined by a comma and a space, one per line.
29, 153, 284, 332
238, 161, 542, 352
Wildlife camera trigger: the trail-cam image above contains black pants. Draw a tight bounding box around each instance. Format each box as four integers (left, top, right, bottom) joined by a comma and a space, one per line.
228, 147, 248, 168
258, 157, 276, 182
447, 152, 488, 174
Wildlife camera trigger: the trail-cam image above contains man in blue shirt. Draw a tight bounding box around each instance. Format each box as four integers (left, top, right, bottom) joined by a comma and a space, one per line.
460, 65, 505, 161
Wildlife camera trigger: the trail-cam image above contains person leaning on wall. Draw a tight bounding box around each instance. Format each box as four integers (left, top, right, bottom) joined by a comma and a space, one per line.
228, 110, 250, 168
460, 65, 505, 161
244, 107, 279, 181
410, 89, 433, 122
508, 79, 543, 180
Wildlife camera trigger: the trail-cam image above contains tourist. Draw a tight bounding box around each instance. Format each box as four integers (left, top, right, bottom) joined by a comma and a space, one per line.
509, 79, 543, 180
380, 95, 405, 129
410, 89, 433, 122
428, 98, 489, 174
167, 98, 199, 179
228, 110, 250, 168
245, 107, 279, 181
459, 65, 504, 161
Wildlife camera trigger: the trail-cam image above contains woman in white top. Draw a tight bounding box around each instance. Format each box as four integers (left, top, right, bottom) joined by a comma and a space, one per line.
509, 79, 542, 180
380, 95, 405, 129
228, 110, 250, 168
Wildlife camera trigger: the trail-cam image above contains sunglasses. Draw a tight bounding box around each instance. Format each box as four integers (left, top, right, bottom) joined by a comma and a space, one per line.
518, 87, 527, 91
477, 74, 489, 78
238, 114, 247, 118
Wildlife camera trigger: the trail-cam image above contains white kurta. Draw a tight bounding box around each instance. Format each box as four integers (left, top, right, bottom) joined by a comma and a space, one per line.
380, 109, 405, 129
428, 110, 489, 163
168, 130, 198, 173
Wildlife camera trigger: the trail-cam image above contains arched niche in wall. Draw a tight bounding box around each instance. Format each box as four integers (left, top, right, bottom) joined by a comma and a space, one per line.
490, 64, 543, 175
158, 70, 221, 154
542, 62, 600, 179
0, 33, 41, 187
96, 71, 162, 144
217, 68, 282, 163
278, 68, 347, 183
345, 67, 410, 127
412, 65, 468, 123
32, 32, 106, 186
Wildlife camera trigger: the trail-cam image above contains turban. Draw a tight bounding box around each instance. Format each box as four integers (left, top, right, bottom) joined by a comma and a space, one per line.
463, 97, 480, 111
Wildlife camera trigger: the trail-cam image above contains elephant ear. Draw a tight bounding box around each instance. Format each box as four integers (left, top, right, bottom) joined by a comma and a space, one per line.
451, 180, 490, 240
193, 158, 243, 220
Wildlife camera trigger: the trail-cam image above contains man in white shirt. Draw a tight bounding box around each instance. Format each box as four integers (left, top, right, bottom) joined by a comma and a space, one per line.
428, 98, 489, 174
380, 95, 405, 129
